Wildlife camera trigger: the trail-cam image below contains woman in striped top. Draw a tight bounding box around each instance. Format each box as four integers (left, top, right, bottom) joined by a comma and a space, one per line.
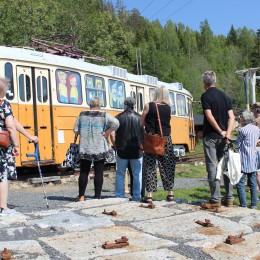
236, 110, 260, 209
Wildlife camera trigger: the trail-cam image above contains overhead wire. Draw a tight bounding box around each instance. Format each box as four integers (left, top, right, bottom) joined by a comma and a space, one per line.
149, 0, 176, 20
162, 0, 194, 23
140, 0, 154, 14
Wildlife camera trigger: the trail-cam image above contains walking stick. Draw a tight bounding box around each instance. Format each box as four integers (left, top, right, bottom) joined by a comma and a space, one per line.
26, 141, 49, 209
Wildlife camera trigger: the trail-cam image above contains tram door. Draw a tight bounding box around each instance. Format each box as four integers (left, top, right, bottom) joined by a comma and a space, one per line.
129, 85, 144, 113
16, 66, 53, 164
187, 98, 196, 151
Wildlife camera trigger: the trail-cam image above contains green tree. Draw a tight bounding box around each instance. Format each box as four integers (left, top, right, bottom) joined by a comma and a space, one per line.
226, 25, 237, 46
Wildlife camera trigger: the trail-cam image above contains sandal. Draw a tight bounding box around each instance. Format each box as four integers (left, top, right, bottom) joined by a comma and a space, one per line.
166, 194, 174, 202
141, 196, 153, 204
75, 196, 85, 202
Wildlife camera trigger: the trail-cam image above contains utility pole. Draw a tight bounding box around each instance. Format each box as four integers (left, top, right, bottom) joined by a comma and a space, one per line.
135, 48, 142, 75
257, 29, 260, 67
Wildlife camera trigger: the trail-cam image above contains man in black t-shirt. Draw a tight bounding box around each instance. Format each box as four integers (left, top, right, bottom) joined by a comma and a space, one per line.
200, 71, 235, 209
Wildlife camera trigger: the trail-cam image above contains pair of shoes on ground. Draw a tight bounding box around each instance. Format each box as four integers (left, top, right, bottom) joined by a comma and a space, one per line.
201, 199, 234, 209
141, 194, 174, 204
0, 208, 16, 214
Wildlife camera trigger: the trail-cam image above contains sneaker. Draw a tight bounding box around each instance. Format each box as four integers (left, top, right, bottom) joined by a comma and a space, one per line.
249, 205, 257, 209
129, 198, 141, 202
222, 199, 234, 207
0, 208, 16, 214
201, 201, 221, 209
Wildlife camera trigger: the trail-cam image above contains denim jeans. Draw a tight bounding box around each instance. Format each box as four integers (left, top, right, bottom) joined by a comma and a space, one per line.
236, 172, 258, 207
203, 137, 233, 202
115, 156, 143, 200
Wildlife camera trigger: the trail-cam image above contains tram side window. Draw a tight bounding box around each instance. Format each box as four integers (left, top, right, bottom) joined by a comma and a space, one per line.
19, 74, 31, 102
108, 80, 125, 109
187, 98, 193, 117
37, 76, 48, 103
149, 88, 155, 102
85, 75, 106, 107
169, 92, 176, 115
176, 94, 187, 116
56, 69, 82, 105
5, 63, 14, 100
130, 91, 136, 100
138, 92, 143, 111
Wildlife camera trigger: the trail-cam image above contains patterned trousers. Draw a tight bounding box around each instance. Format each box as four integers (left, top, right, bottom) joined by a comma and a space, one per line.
143, 135, 176, 192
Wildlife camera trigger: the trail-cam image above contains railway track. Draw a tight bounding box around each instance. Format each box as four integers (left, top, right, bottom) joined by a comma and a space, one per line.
176, 153, 204, 164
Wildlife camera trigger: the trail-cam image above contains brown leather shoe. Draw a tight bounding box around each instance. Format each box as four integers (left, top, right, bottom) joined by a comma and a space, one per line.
201, 201, 221, 209
222, 199, 234, 207
75, 196, 85, 202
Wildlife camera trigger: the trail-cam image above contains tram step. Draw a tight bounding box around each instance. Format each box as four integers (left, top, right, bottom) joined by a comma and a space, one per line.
28, 176, 61, 185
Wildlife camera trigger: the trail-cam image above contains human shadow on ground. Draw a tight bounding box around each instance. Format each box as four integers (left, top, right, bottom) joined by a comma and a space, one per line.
47, 195, 115, 202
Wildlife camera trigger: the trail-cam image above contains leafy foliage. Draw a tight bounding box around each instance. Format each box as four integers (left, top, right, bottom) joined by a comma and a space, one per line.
0, 0, 259, 112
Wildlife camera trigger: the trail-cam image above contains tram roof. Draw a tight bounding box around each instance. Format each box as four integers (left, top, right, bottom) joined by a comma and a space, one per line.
0, 46, 192, 97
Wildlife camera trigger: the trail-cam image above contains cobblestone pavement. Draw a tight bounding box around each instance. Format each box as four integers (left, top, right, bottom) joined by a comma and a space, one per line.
1, 173, 259, 259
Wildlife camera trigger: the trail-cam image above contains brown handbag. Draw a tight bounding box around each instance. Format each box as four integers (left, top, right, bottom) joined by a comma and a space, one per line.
0, 100, 10, 148
142, 103, 167, 156
0, 130, 10, 148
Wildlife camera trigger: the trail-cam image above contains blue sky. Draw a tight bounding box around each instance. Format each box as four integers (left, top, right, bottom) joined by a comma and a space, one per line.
111, 0, 260, 36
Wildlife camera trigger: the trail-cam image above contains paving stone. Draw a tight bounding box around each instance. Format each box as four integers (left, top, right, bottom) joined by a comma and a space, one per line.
95, 248, 189, 260
39, 226, 177, 259
239, 215, 260, 229
28, 208, 73, 217
203, 232, 260, 259
0, 221, 9, 228
0, 226, 38, 241
213, 206, 260, 218
132, 211, 253, 241
81, 201, 182, 222
26, 211, 114, 232
0, 212, 28, 224
0, 240, 49, 260
169, 203, 201, 212
65, 198, 129, 210
185, 235, 226, 249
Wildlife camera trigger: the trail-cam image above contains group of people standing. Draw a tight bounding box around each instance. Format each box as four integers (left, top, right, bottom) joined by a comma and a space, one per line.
75, 71, 260, 209
74, 86, 176, 203
1, 70, 260, 214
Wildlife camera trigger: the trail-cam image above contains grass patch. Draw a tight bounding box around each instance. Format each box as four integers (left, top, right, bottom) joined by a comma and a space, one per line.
152, 186, 260, 210
175, 164, 207, 178
187, 141, 204, 155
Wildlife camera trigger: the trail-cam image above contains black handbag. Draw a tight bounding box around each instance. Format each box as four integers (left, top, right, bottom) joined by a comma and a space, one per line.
62, 135, 80, 169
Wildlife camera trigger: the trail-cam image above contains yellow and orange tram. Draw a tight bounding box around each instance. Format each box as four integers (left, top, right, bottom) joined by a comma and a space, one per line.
0, 46, 195, 169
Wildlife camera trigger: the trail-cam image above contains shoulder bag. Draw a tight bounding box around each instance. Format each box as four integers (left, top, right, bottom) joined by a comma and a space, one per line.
62, 134, 80, 169
0, 100, 10, 149
142, 103, 167, 156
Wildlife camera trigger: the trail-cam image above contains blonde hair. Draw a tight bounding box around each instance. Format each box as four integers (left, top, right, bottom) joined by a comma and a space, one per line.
153, 85, 171, 106
0, 77, 10, 96
89, 97, 101, 108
